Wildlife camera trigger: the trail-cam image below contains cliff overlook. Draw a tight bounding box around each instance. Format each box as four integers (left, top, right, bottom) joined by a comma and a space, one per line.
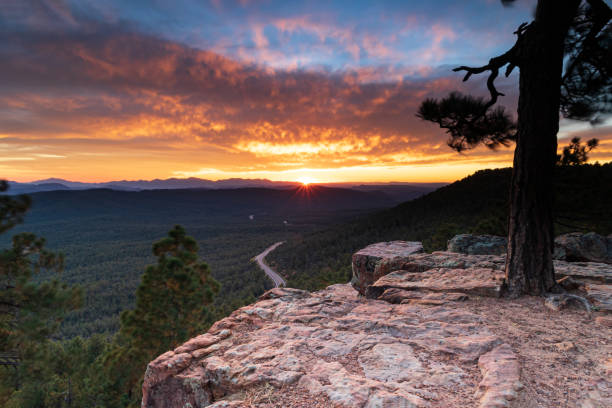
142, 235, 611, 408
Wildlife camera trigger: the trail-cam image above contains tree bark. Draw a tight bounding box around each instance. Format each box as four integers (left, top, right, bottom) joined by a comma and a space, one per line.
505, 0, 581, 297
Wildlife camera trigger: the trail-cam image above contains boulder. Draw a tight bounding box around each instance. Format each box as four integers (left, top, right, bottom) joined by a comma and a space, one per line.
362, 251, 506, 300
447, 234, 507, 255
447, 232, 612, 264
358, 250, 611, 309
554, 232, 612, 264
351, 241, 423, 295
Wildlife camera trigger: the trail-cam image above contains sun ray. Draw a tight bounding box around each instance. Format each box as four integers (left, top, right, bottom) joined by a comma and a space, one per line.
296, 176, 317, 186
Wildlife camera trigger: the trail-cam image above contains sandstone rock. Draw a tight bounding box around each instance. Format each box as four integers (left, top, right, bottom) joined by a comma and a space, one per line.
397, 250, 609, 284
207, 401, 244, 408
585, 284, 612, 313
554, 261, 612, 284
351, 241, 423, 295
367, 267, 505, 300
475, 344, 522, 408
143, 243, 612, 408
578, 378, 612, 408
377, 288, 468, 305
142, 284, 506, 407
402, 251, 506, 272
355, 249, 609, 301
258, 287, 310, 300
554, 232, 612, 264
448, 234, 508, 255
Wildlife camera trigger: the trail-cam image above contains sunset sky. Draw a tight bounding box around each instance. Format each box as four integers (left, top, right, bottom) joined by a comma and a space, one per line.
2, 0, 611, 183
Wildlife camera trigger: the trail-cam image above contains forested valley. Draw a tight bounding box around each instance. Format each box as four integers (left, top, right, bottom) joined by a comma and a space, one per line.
0, 185, 396, 406
1, 186, 394, 338
1, 163, 610, 406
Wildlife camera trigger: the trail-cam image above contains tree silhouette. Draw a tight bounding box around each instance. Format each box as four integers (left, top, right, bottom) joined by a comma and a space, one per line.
418, 0, 611, 297
556, 137, 599, 165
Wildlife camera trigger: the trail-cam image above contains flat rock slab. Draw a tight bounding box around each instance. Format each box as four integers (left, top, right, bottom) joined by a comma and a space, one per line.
351, 241, 424, 295
354, 250, 610, 300
367, 268, 505, 300
142, 284, 518, 408
554, 261, 612, 284
586, 284, 612, 312
377, 288, 469, 305
400, 251, 507, 272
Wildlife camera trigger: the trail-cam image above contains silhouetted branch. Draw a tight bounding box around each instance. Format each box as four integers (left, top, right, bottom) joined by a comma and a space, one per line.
453, 23, 529, 111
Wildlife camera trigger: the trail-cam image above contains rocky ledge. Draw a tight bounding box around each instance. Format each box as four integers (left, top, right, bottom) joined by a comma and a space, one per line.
357, 247, 611, 312
142, 239, 611, 408
142, 285, 523, 408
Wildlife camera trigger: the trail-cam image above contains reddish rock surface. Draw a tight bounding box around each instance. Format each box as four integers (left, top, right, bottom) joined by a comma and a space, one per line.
361, 251, 611, 308
351, 241, 423, 295
142, 245, 611, 408
475, 344, 522, 407
142, 284, 518, 407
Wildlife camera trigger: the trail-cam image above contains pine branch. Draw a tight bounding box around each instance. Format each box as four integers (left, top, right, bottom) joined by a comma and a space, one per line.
453, 22, 528, 111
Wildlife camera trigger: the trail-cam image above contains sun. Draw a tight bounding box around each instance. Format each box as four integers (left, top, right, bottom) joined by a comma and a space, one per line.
296, 176, 317, 186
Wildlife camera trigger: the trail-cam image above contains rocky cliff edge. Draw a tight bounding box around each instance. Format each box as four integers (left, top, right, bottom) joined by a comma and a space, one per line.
142, 239, 611, 408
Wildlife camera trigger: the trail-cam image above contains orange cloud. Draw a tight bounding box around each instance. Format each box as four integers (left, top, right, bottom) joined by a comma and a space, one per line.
1, 24, 610, 183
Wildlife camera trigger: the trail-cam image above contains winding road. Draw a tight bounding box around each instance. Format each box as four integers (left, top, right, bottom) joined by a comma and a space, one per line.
254, 241, 287, 288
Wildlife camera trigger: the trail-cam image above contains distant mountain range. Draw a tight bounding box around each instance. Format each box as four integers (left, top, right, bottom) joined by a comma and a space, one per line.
6, 177, 300, 194
6, 177, 447, 203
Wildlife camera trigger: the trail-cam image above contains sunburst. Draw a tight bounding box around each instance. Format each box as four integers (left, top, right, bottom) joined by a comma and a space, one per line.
296, 177, 317, 186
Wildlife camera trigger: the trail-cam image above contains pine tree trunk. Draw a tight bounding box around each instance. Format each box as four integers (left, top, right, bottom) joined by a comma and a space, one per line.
505, 0, 580, 297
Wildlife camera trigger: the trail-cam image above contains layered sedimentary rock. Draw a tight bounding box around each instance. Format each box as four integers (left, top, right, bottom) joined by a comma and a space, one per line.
354, 249, 611, 311
351, 241, 423, 295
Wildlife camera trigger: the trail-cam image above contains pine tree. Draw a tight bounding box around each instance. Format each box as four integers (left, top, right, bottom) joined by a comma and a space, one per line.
556, 137, 599, 165
103, 225, 220, 406
0, 181, 83, 407
418, 0, 611, 297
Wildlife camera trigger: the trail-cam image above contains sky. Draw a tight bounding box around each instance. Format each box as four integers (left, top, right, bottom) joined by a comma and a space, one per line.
1, 0, 611, 183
